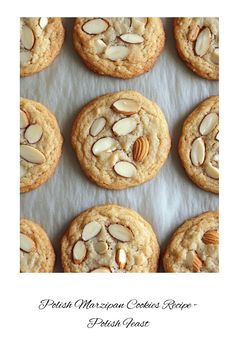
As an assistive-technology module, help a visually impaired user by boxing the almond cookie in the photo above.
[174,18,219,80]
[20,219,55,272]
[71,90,171,189]
[178,96,219,194]
[20,97,63,193]
[20,17,65,77]
[73,17,165,79]
[163,211,219,272]
[61,204,159,273]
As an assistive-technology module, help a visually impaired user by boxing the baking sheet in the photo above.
[20,18,219,272]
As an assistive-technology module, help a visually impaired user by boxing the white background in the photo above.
[1,0,236,353]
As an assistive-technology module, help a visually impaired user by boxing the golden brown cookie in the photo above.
[178,96,219,194]
[163,211,219,272]
[174,17,219,80]
[20,97,63,193]
[71,90,171,190]
[61,204,159,273]
[20,17,65,77]
[73,17,165,79]
[20,218,55,272]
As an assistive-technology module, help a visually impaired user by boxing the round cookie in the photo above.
[20,97,63,193]
[20,17,65,77]
[61,204,159,273]
[174,17,219,80]
[20,219,55,272]
[73,17,165,79]
[178,96,219,194]
[163,211,219,272]
[71,90,171,190]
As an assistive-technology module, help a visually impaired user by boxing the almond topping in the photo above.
[199,113,218,135]
[111,98,141,116]
[82,221,102,241]
[20,109,29,129]
[21,25,35,50]
[94,241,108,255]
[190,137,205,166]
[92,137,118,156]
[82,18,109,35]
[90,267,111,273]
[192,254,203,272]
[94,39,107,54]
[20,51,32,66]
[195,27,211,57]
[187,25,200,41]
[24,124,43,144]
[205,162,219,179]
[20,145,46,164]
[133,136,149,162]
[105,46,129,61]
[73,240,87,264]
[90,117,106,137]
[112,117,137,136]
[116,248,126,269]
[202,230,219,245]
[108,224,133,242]
[39,17,48,29]
[20,233,36,253]
[114,161,137,178]
[211,48,219,65]
[120,33,144,44]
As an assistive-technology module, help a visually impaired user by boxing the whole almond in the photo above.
[202,230,219,245]
[192,254,203,272]
[133,136,149,162]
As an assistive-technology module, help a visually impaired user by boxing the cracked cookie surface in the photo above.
[20,97,63,193]
[73,17,165,79]
[174,17,219,80]
[20,218,55,272]
[178,96,219,194]
[20,17,65,77]
[163,211,219,272]
[71,90,171,190]
[61,204,159,273]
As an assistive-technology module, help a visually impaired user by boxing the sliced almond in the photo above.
[112,117,137,136]
[20,233,35,253]
[195,27,211,57]
[131,18,146,34]
[211,48,219,65]
[20,51,32,66]
[190,137,205,166]
[105,45,129,61]
[82,18,109,35]
[90,117,106,137]
[213,153,219,162]
[116,248,126,269]
[199,112,218,135]
[120,33,144,44]
[73,240,87,264]
[202,230,219,245]
[20,145,46,164]
[94,241,108,255]
[186,251,202,272]
[133,136,149,162]
[215,131,219,141]
[90,267,111,273]
[20,164,26,178]
[187,25,200,41]
[82,221,102,241]
[114,161,137,178]
[39,17,48,29]
[111,98,141,116]
[132,17,147,25]
[94,39,107,54]
[205,162,219,179]
[24,124,43,144]
[92,137,118,156]
[20,109,29,129]
[21,25,35,50]
[108,224,133,242]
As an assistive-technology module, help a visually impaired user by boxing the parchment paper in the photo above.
[20,18,219,272]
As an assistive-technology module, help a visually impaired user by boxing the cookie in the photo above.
[163,211,219,272]
[73,17,165,79]
[178,96,219,194]
[20,17,65,77]
[71,90,171,190]
[61,204,159,273]
[174,17,219,80]
[20,218,55,272]
[20,97,63,193]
